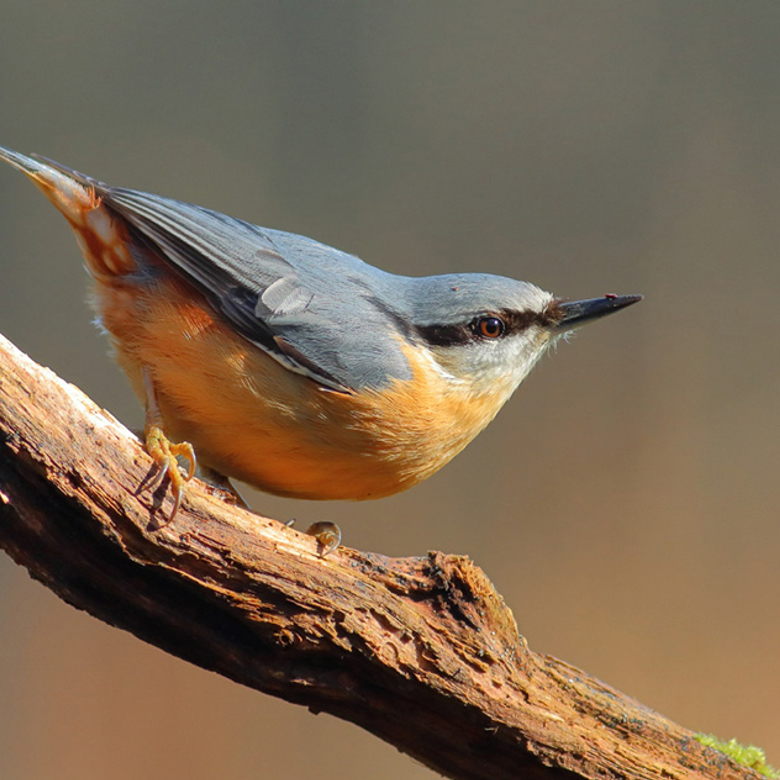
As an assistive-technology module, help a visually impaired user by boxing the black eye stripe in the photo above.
[414,305,558,348]
[414,322,473,347]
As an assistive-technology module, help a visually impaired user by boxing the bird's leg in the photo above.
[197,464,251,509]
[140,367,334,547]
[143,367,196,520]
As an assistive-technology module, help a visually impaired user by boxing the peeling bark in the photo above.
[0,332,760,780]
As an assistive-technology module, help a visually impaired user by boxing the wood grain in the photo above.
[0,332,759,780]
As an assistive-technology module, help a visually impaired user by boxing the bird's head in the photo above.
[408,274,641,401]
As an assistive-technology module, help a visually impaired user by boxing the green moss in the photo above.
[696,733,779,778]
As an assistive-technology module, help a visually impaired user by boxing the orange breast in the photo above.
[94,272,506,501]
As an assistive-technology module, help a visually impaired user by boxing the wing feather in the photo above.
[103,188,412,391]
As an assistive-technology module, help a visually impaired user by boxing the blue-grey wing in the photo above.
[103,188,412,391]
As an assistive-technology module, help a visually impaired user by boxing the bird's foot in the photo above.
[304,521,342,556]
[145,423,196,520]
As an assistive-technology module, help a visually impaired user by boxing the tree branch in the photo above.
[0,331,760,780]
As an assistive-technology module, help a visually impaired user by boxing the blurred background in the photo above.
[1,2,778,778]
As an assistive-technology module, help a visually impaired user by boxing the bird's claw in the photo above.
[145,423,196,520]
[305,521,342,556]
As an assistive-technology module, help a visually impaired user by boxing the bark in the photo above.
[0,332,759,780]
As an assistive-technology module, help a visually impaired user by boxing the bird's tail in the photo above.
[0,146,137,278]
[0,146,104,217]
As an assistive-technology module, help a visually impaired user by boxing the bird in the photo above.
[0,146,641,548]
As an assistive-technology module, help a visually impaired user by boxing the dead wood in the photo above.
[0,332,759,780]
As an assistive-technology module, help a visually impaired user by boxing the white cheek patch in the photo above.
[433,328,553,398]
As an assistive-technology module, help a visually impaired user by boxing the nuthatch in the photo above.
[0,146,641,533]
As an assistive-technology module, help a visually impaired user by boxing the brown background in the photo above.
[0,3,778,778]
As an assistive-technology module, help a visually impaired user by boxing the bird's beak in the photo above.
[554,294,643,331]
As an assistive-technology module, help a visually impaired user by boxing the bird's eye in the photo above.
[473,315,506,339]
